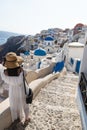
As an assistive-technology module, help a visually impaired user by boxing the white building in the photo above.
[66,42,84,73]
[43,36,54,53]
[43,36,59,53]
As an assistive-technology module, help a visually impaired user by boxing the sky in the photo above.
[0,0,87,35]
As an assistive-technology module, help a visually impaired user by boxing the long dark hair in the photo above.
[4,66,22,76]
[2,57,6,66]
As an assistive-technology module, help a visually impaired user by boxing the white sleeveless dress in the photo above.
[1,71,29,122]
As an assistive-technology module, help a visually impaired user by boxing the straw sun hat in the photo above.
[4,52,24,68]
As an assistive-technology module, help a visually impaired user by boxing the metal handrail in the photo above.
[81,72,87,87]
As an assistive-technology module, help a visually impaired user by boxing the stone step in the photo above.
[25,72,81,130]
[6,72,81,130]
[28,100,81,130]
[54,75,79,83]
[34,89,77,109]
[33,97,77,111]
[30,101,80,115]
[45,81,78,89]
[40,89,75,97]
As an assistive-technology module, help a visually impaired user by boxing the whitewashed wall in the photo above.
[68,47,84,59]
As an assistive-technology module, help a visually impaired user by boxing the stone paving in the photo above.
[6,72,82,130]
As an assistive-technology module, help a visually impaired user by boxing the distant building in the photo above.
[42,36,60,53]
[43,36,54,53]
[73,23,84,35]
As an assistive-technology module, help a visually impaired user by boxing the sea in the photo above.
[0,38,7,45]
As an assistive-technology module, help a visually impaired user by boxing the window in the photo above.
[48,42,50,45]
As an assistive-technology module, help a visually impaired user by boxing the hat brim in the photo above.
[17,56,24,65]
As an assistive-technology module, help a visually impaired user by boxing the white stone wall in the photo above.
[68,47,84,59]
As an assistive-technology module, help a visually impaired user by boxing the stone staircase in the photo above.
[7,72,82,130]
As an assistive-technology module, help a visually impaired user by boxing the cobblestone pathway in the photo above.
[6,72,82,130]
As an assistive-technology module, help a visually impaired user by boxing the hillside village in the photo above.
[15,23,87,52]
[0,23,87,62]
[16,23,87,50]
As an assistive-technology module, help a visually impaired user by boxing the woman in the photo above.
[1,52,30,125]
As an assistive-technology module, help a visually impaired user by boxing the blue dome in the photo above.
[24,51,30,55]
[45,36,54,41]
[34,48,47,56]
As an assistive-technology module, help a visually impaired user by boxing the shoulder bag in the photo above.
[23,71,33,104]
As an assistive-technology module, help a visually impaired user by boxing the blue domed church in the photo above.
[43,36,55,53]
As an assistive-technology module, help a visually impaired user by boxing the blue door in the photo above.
[75,60,81,73]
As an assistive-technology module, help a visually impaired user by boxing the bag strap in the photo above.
[23,71,27,95]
